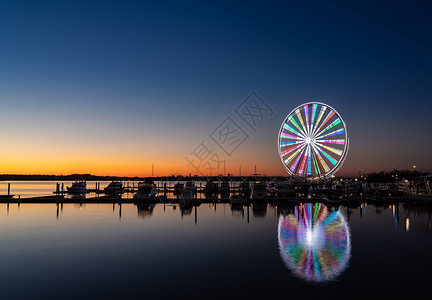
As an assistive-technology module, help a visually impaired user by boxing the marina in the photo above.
[0,175,431,205]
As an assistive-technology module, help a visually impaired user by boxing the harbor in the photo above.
[1,173,431,205]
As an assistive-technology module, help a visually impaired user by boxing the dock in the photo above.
[0,175,430,205]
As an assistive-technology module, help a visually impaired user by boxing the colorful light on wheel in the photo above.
[278,102,349,178]
[278,203,351,282]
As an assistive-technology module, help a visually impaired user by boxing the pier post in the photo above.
[8,183,10,196]
[247,204,249,224]
[56,183,59,196]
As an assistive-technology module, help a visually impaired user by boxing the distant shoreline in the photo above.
[0,170,429,182]
[0,174,153,181]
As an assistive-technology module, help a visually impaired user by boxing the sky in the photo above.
[0,0,431,177]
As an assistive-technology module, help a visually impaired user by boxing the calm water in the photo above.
[0,183,431,299]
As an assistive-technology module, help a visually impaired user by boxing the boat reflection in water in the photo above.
[278,203,351,282]
[136,203,155,218]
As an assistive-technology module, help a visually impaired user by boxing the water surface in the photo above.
[0,199,431,299]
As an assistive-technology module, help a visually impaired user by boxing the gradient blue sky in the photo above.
[0,0,431,176]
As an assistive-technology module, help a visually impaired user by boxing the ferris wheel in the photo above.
[278,102,349,178]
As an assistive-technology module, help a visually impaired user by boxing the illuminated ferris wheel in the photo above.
[278,102,349,178]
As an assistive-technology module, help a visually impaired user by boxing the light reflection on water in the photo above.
[278,203,351,282]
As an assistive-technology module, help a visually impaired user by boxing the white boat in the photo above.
[67,180,87,194]
[133,180,157,199]
[104,181,123,193]
[251,181,268,199]
[181,181,195,200]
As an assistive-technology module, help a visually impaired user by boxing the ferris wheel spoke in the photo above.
[311,150,320,176]
[310,104,318,135]
[283,144,306,165]
[295,109,308,136]
[281,143,304,157]
[290,146,307,173]
[321,145,343,156]
[314,141,343,157]
[313,110,335,136]
[280,140,304,147]
[312,144,330,173]
[306,145,312,175]
[304,105,310,135]
[287,115,306,137]
[297,147,308,175]
[280,132,304,140]
[313,143,338,166]
[283,123,305,138]
[315,128,345,139]
[315,118,341,138]
[313,106,326,134]
[316,139,345,145]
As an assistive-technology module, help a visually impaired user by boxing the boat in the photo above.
[204,180,218,197]
[104,181,123,194]
[269,182,296,198]
[219,181,230,197]
[238,181,251,197]
[181,181,196,201]
[251,181,268,199]
[173,182,184,196]
[133,179,158,199]
[67,180,87,194]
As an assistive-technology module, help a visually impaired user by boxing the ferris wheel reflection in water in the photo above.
[278,203,351,282]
